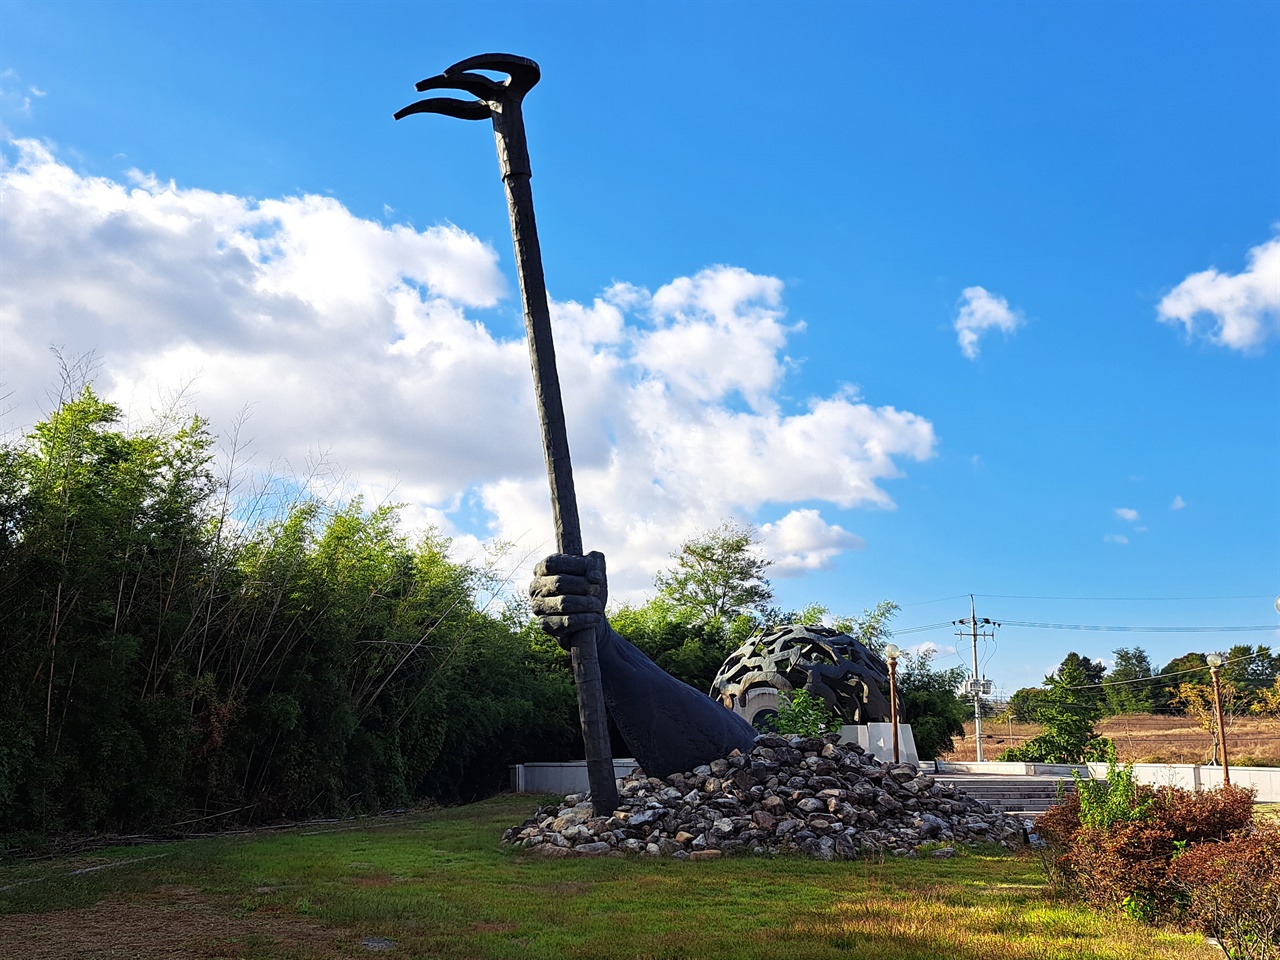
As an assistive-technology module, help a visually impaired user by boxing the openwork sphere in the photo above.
[709,623,892,728]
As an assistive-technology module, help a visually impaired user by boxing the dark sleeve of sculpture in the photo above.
[594,625,758,778]
[530,553,758,779]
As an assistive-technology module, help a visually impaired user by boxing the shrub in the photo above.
[768,689,838,737]
[1035,781,1257,920]
[1155,782,1256,844]
[1171,823,1280,959]
[1074,759,1155,830]
[1066,820,1177,914]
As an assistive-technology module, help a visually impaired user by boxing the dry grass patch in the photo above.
[943,713,1280,765]
[0,887,353,960]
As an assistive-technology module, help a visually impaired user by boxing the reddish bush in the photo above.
[1035,791,1081,847]
[1154,782,1256,843]
[1171,823,1280,959]
[1066,821,1178,912]
[1035,781,1258,921]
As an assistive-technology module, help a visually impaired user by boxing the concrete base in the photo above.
[840,723,918,767]
[510,724,921,795]
[510,758,641,795]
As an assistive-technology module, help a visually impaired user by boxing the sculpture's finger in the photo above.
[533,553,592,578]
[394,97,491,122]
[442,53,541,94]
[414,72,506,100]
[538,613,601,639]
[532,594,603,617]
[529,573,601,599]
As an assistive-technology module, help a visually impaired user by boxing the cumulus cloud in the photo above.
[759,509,866,578]
[1157,236,1280,351]
[1171,495,1187,510]
[1114,507,1140,522]
[954,286,1023,359]
[0,140,938,597]
[1104,534,1129,545]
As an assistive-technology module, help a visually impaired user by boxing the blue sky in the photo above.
[3,0,1277,695]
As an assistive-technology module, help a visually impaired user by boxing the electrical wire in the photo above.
[975,593,1275,602]
[892,621,954,635]
[898,594,973,608]
[997,620,1277,633]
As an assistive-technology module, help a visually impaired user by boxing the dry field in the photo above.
[940,713,1280,766]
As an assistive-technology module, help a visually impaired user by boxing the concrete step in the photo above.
[935,774,1079,818]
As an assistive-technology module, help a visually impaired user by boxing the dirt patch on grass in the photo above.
[469,921,517,933]
[350,875,394,888]
[0,887,354,959]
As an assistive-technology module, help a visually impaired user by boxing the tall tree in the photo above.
[653,521,773,625]
[1056,652,1106,711]
[0,384,585,838]
[998,654,1111,763]
[1102,646,1156,715]
[895,650,969,759]
[1156,652,1211,711]
[1221,644,1279,699]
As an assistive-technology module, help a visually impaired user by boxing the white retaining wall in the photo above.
[510,759,643,795]
[936,760,1280,802]
[511,724,919,796]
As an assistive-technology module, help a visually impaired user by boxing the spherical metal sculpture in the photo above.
[709,624,893,728]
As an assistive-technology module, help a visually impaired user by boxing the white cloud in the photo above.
[0,139,938,598]
[636,267,794,412]
[954,286,1024,359]
[1114,507,1140,522]
[1157,236,1280,351]
[908,641,957,660]
[1104,534,1129,545]
[759,509,866,578]
[1171,495,1187,510]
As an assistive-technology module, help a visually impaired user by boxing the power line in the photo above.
[898,594,973,608]
[998,620,1277,633]
[975,593,1275,602]
[892,621,954,635]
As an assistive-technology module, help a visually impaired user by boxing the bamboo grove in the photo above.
[0,386,584,841]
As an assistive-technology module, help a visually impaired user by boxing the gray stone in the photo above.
[503,736,1027,862]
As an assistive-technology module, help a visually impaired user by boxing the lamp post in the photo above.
[884,643,901,764]
[1205,653,1230,786]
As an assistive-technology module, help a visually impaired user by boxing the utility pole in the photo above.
[954,596,998,763]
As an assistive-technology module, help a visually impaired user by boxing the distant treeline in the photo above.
[1006,648,1280,722]
[0,387,587,842]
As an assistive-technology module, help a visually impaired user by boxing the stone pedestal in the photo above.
[839,723,918,766]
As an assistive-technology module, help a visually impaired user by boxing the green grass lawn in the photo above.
[0,794,1220,960]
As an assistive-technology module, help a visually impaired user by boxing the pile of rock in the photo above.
[502,732,1028,860]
